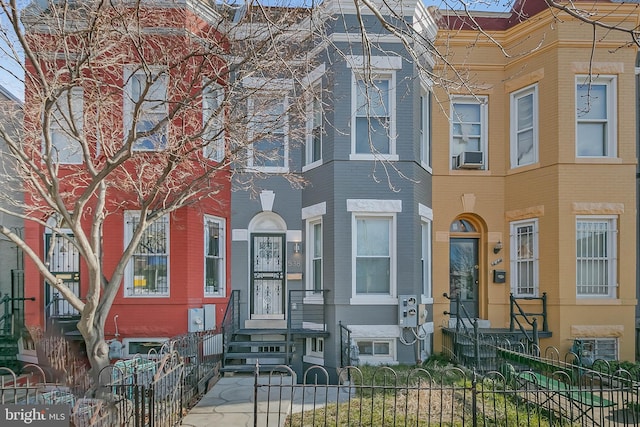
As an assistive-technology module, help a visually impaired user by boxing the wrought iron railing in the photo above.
[286,289,328,331]
[510,292,548,331]
[221,289,239,369]
[0,294,35,336]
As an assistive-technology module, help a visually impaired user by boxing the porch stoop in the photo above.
[221,328,293,374]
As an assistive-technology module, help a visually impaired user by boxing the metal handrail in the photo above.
[510,292,548,332]
[443,292,476,335]
[0,294,36,336]
[221,290,239,368]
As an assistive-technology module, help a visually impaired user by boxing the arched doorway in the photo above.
[248,212,287,320]
[449,217,482,319]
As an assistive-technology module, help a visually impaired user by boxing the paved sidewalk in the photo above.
[181,373,353,427]
[181,375,288,427]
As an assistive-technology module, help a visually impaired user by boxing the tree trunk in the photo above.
[79,323,111,391]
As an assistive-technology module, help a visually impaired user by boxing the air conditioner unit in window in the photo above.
[456,151,484,169]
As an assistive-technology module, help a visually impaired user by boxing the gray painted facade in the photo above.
[230,0,434,376]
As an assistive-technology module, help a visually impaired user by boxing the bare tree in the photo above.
[0,0,635,383]
[0,0,315,381]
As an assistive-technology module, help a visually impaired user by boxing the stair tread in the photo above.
[229,341,292,347]
[225,351,289,358]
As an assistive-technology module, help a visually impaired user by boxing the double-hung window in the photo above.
[203,81,224,162]
[576,217,617,298]
[354,216,393,296]
[248,94,288,172]
[419,93,431,169]
[420,204,433,301]
[353,76,394,157]
[204,215,225,296]
[124,68,168,151]
[124,213,170,297]
[305,88,322,167]
[576,76,616,157]
[510,85,538,167]
[49,87,83,164]
[510,219,538,297]
[450,96,488,169]
[309,219,322,293]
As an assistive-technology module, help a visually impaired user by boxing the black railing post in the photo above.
[253,361,259,427]
[509,293,515,332]
[473,319,479,368]
[541,292,548,332]
[471,369,478,427]
[532,318,539,349]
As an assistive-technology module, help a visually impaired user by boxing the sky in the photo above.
[0,0,513,100]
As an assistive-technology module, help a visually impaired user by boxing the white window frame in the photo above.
[419,204,433,303]
[48,87,84,165]
[510,219,539,297]
[204,215,225,297]
[124,67,169,151]
[247,93,289,173]
[304,83,323,170]
[203,80,224,162]
[510,84,538,168]
[350,72,398,161]
[124,212,170,297]
[576,216,617,299]
[351,213,397,304]
[306,218,323,293]
[355,338,395,365]
[575,75,617,158]
[450,96,488,170]
[419,92,431,170]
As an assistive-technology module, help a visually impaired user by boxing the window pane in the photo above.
[313,223,322,257]
[253,138,285,167]
[203,83,224,161]
[577,84,607,119]
[356,258,390,293]
[453,103,480,123]
[517,94,533,129]
[357,219,389,256]
[313,259,322,291]
[517,129,534,164]
[374,342,390,355]
[358,341,373,355]
[356,79,389,117]
[577,123,607,156]
[355,117,389,154]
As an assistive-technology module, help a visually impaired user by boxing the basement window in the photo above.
[575,338,618,361]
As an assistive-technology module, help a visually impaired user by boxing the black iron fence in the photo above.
[254,362,640,426]
[1,329,223,426]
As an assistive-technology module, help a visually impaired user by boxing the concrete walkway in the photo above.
[181,374,353,427]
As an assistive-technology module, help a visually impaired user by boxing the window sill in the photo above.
[576,298,620,304]
[449,169,491,176]
[245,166,290,174]
[350,295,397,305]
[303,355,324,365]
[420,162,432,173]
[302,160,322,172]
[574,157,622,164]
[508,162,540,174]
[420,296,433,304]
[303,295,324,304]
[349,154,399,162]
[125,291,170,298]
